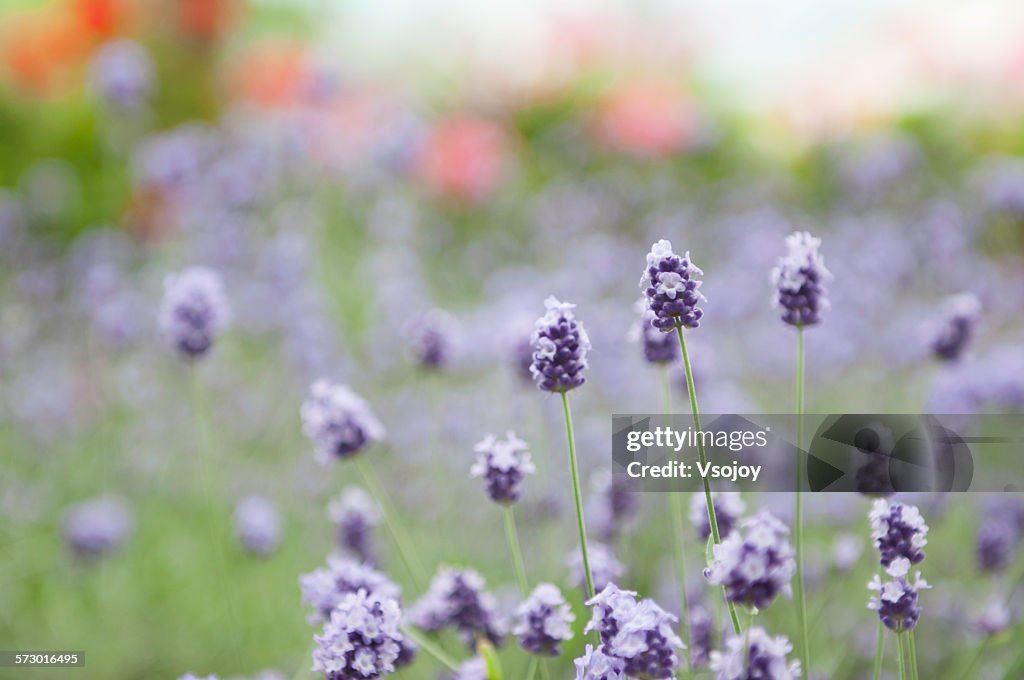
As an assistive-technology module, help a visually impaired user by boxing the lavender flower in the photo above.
[640,239,705,332]
[575,644,627,680]
[448,657,487,680]
[589,469,639,542]
[63,496,134,559]
[408,568,503,648]
[404,309,453,369]
[833,534,864,573]
[629,300,678,364]
[689,492,745,541]
[568,541,624,594]
[158,267,230,360]
[470,431,536,504]
[931,293,980,362]
[178,674,218,680]
[771,231,830,327]
[974,600,1013,636]
[867,557,931,632]
[584,583,684,679]
[688,605,713,668]
[870,499,928,568]
[301,380,385,463]
[709,627,801,679]
[234,496,281,557]
[300,555,402,623]
[704,510,796,610]
[976,518,1017,573]
[89,39,155,110]
[513,583,575,656]
[311,589,405,679]
[530,296,590,393]
[328,487,381,564]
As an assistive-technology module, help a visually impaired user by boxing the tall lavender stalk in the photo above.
[529,297,594,599]
[772,230,831,675]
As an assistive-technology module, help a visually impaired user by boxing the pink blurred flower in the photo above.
[593,82,695,158]
[417,115,511,203]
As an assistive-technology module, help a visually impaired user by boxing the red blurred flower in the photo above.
[417,116,511,204]
[593,81,695,158]
[175,0,239,40]
[72,0,131,39]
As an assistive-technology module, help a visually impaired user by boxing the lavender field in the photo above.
[2,1,1024,679]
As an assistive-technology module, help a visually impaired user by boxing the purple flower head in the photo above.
[629,299,678,364]
[311,589,405,679]
[89,39,155,110]
[575,644,627,680]
[930,293,980,362]
[583,584,684,679]
[408,568,504,649]
[470,431,536,504]
[530,296,591,393]
[771,231,830,327]
[974,600,1013,636]
[640,239,705,332]
[688,605,713,668]
[404,309,454,369]
[448,657,487,680]
[709,626,801,679]
[63,495,134,559]
[589,469,639,542]
[704,510,796,610]
[301,381,385,463]
[158,267,230,360]
[870,499,928,568]
[833,534,864,573]
[867,557,931,632]
[300,555,402,623]
[513,583,575,656]
[976,518,1016,573]
[178,674,218,680]
[568,541,624,594]
[234,495,282,557]
[328,487,381,564]
[689,492,745,541]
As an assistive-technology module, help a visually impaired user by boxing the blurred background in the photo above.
[3,0,1024,678]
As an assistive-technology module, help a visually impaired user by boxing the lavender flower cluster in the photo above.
[301,381,386,463]
[530,297,591,393]
[704,510,796,610]
[869,499,928,567]
[328,487,381,564]
[867,500,931,632]
[408,568,504,648]
[470,431,536,504]
[158,267,231,360]
[300,555,401,623]
[640,239,705,332]
[513,583,575,656]
[709,626,801,679]
[771,231,830,327]
[311,589,406,679]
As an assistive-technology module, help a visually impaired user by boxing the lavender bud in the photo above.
[870,499,928,568]
[771,231,830,327]
[311,589,405,679]
[974,600,1013,636]
[833,534,864,573]
[530,296,590,393]
[568,541,624,595]
[688,492,745,541]
[448,657,488,680]
[158,267,230,360]
[301,380,385,463]
[470,431,536,504]
[584,583,684,679]
[688,605,713,668]
[931,293,980,362]
[976,519,1016,573]
[709,626,801,679]
[640,239,705,332]
[63,495,134,559]
[328,487,381,564]
[513,583,575,656]
[300,555,402,623]
[404,309,454,369]
[89,39,155,110]
[704,510,796,610]
[867,557,931,632]
[408,568,504,649]
[629,299,678,364]
[575,644,627,679]
[234,495,282,557]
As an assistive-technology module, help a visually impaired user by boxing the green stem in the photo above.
[402,625,461,672]
[872,619,885,680]
[560,391,594,601]
[539,660,551,680]
[907,629,920,680]
[355,456,424,590]
[793,327,811,676]
[675,326,742,636]
[525,657,539,680]
[896,633,907,680]
[503,506,530,596]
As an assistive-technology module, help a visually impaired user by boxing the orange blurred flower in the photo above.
[72,0,132,39]
[417,115,511,204]
[1,10,90,96]
[175,0,240,40]
[593,81,695,158]
[226,42,308,108]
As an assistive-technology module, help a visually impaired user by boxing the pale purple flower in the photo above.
[833,534,864,573]
[931,293,980,362]
[640,239,705,332]
[234,495,281,557]
[704,510,795,610]
[513,583,575,656]
[575,644,627,680]
[688,605,713,668]
[976,518,1017,573]
[974,599,1013,636]
[158,267,230,360]
[584,583,684,679]
[404,309,454,369]
[63,495,134,559]
[328,487,381,564]
[629,299,678,364]
[709,627,801,679]
[870,499,928,567]
[530,296,590,393]
[589,469,639,542]
[300,555,401,623]
[448,657,487,680]
[568,541,624,594]
[867,557,931,632]
[301,380,385,463]
[408,568,503,648]
[311,589,405,679]
[771,231,830,327]
[470,431,536,504]
[89,39,154,110]
[689,492,745,541]
[178,674,217,680]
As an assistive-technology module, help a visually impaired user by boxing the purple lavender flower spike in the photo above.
[471,431,536,504]
[976,518,1016,573]
[931,293,980,362]
[575,644,627,679]
[530,296,591,393]
[974,600,1013,636]
[89,39,155,110]
[178,674,218,680]
[158,267,230,360]
[234,495,282,557]
[867,557,931,632]
[301,380,385,463]
[513,583,575,656]
[629,299,678,364]
[404,309,454,369]
[568,541,624,594]
[311,589,405,679]
[329,487,381,564]
[869,499,928,568]
[689,492,745,541]
[709,626,801,679]
[300,555,402,623]
[688,605,713,668]
[589,469,639,542]
[704,510,796,610]
[771,231,830,327]
[63,495,134,559]
[640,239,706,332]
[583,583,684,679]
[448,657,488,680]
[408,568,504,649]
